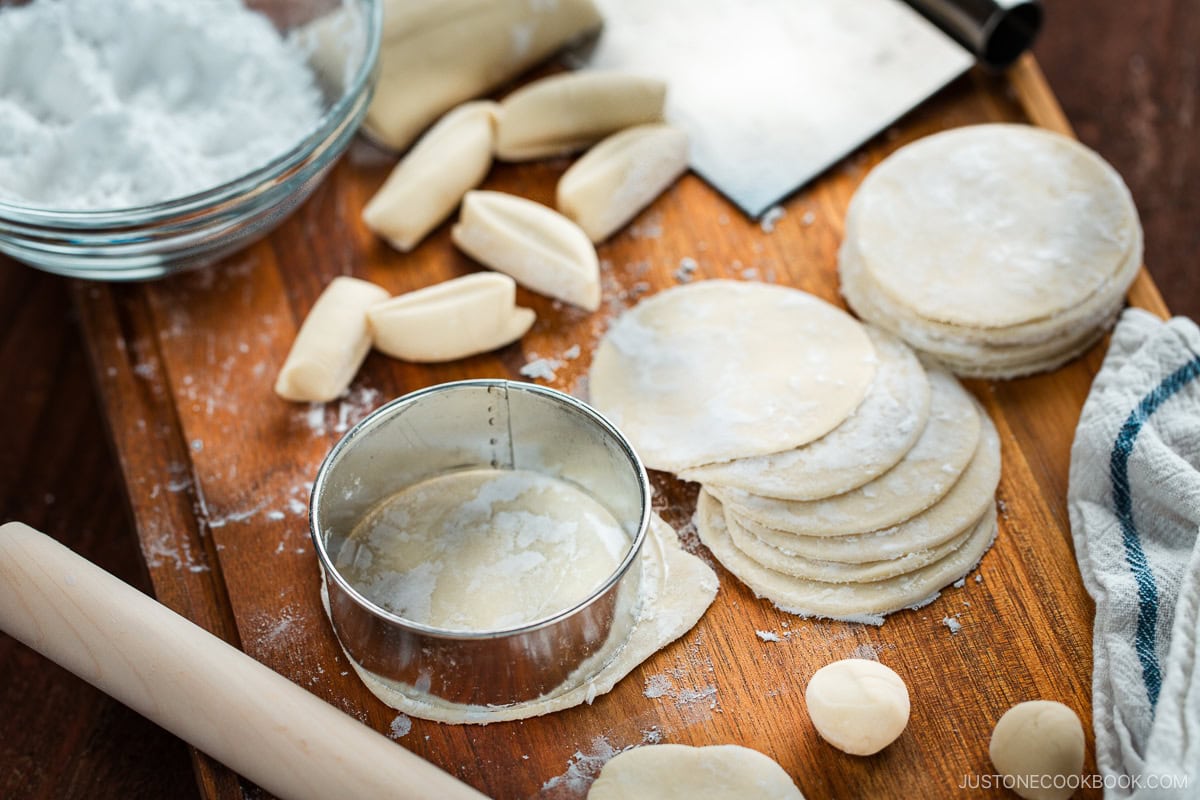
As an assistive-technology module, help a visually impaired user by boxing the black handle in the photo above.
[905,0,1043,69]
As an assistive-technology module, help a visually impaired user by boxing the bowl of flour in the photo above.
[0,0,381,279]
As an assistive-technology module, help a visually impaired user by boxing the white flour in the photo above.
[0,0,323,210]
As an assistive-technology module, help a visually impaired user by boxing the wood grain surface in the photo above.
[1,9,1196,796]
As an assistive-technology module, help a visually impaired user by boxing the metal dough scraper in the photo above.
[575,0,1041,217]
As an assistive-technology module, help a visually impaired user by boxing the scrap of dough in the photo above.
[989,701,1085,800]
[362,101,497,252]
[332,514,718,722]
[735,413,1000,563]
[588,281,877,472]
[494,72,667,161]
[364,0,603,150]
[274,276,390,403]
[557,123,689,242]
[368,273,534,363]
[681,327,930,500]
[695,490,997,623]
[588,744,805,799]
[452,191,600,311]
[712,370,980,536]
[847,124,1141,329]
[805,659,910,756]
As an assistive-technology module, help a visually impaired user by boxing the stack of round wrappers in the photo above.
[588,280,1000,624]
[839,124,1143,380]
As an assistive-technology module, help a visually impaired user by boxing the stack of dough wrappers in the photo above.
[588,280,1000,624]
[839,124,1143,380]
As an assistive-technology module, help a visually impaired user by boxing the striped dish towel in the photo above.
[1069,308,1200,798]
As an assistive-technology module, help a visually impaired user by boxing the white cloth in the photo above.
[1069,308,1200,798]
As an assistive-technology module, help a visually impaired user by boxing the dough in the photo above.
[989,701,1085,800]
[681,327,930,500]
[274,276,390,403]
[695,490,997,623]
[494,72,667,161]
[805,659,909,755]
[332,514,718,722]
[588,744,805,799]
[367,273,534,363]
[712,370,979,536]
[557,123,689,243]
[588,281,877,472]
[847,124,1141,329]
[452,191,600,310]
[363,0,603,150]
[734,412,1000,563]
[362,101,497,252]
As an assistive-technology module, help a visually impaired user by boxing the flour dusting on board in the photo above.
[539,728,668,798]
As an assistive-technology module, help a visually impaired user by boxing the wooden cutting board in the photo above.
[71,56,1167,799]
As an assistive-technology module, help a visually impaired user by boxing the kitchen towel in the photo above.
[1068,308,1200,798]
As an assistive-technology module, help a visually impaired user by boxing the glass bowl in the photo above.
[0,0,381,281]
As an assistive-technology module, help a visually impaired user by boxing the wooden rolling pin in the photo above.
[0,522,486,800]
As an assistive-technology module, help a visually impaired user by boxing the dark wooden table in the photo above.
[2,2,1197,797]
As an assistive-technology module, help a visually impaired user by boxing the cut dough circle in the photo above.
[588,280,877,472]
[494,71,667,161]
[557,123,689,243]
[848,124,1141,329]
[805,659,910,755]
[989,701,1085,800]
[452,191,600,311]
[332,514,718,723]
[712,369,980,537]
[681,327,930,500]
[588,744,805,799]
[695,490,997,623]
[367,272,534,363]
[362,101,497,253]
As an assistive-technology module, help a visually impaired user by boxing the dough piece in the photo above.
[494,72,667,161]
[362,101,497,252]
[367,273,534,363]
[989,701,1085,800]
[848,124,1141,329]
[681,327,930,500]
[588,281,877,472]
[364,0,603,150]
[588,744,805,800]
[557,123,689,242]
[695,490,997,623]
[712,370,980,536]
[274,276,390,403]
[452,191,600,311]
[805,659,910,755]
[333,514,718,722]
[735,412,1000,563]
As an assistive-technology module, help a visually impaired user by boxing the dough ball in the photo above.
[587,744,805,799]
[989,701,1085,800]
[804,659,910,755]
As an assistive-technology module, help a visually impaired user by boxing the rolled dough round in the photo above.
[680,327,930,500]
[713,369,980,537]
[805,659,910,755]
[587,744,805,800]
[588,280,877,472]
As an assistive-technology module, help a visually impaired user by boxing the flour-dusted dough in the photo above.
[362,101,497,252]
[696,491,997,623]
[588,281,877,472]
[364,0,603,150]
[734,413,1000,563]
[557,123,689,243]
[713,369,979,536]
[494,72,667,161]
[805,659,910,756]
[332,514,718,722]
[989,701,1085,800]
[681,327,930,500]
[274,276,390,403]
[587,744,805,800]
[452,191,601,311]
[367,273,534,363]
[848,124,1141,329]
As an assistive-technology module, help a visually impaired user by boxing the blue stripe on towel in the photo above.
[1109,355,1200,709]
